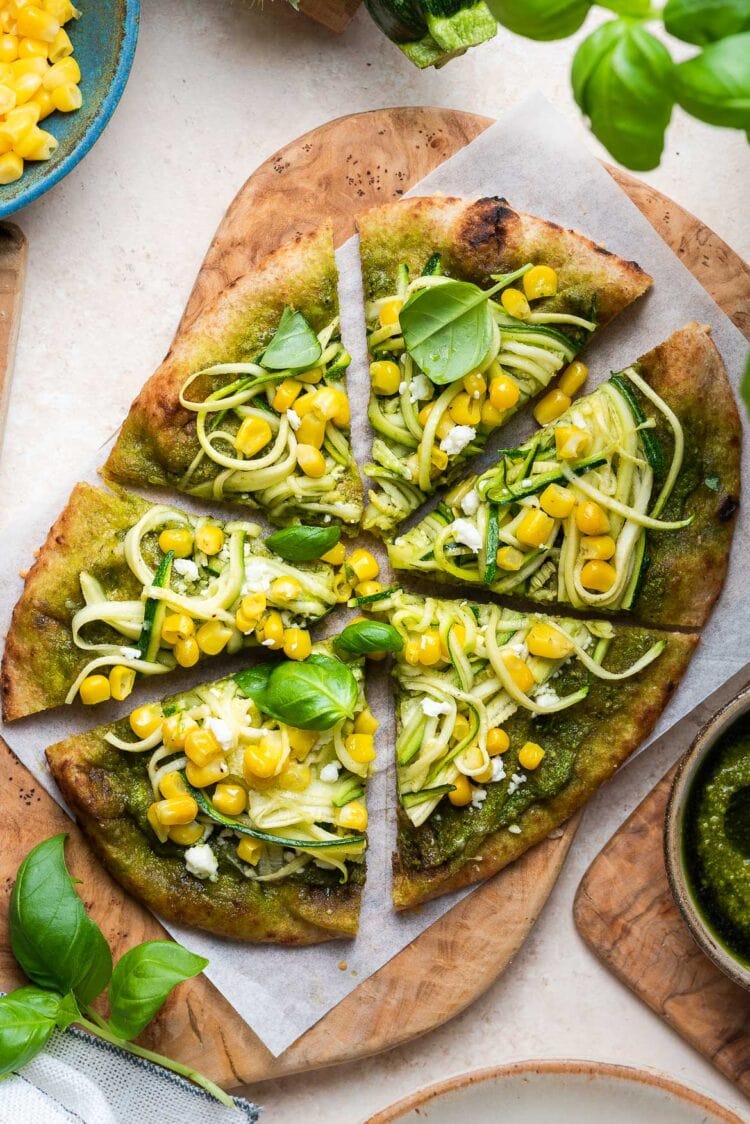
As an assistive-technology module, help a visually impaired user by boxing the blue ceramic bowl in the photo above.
[0,0,139,218]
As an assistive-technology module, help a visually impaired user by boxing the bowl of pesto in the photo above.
[665,687,750,989]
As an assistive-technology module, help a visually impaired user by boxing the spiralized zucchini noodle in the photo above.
[389,368,690,613]
[176,316,361,526]
[67,504,338,704]
[363,256,596,535]
[104,665,372,884]
[372,590,665,827]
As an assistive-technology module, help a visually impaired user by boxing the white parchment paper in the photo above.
[0,94,747,1057]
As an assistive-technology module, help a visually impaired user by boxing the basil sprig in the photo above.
[262,306,322,371]
[664,0,750,45]
[673,31,750,128]
[334,620,404,657]
[235,653,359,730]
[487,0,591,40]
[0,836,232,1107]
[265,524,341,562]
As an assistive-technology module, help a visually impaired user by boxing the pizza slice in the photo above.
[388,323,740,629]
[357,196,652,537]
[46,643,375,943]
[104,223,362,530]
[2,483,350,721]
[366,589,697,909]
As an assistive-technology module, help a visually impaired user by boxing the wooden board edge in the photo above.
[0,222,27,449]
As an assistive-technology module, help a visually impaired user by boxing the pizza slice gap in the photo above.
[388,322,740,630]
[357,196,652,538]
[366,589,697,909]
[2,482,352,721]
[45,641,375,944]
[104,223,363,531]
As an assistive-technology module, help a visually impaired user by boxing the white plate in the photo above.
[366,1060,744,1123]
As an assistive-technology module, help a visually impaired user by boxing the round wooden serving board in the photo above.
[1,108,748,1091]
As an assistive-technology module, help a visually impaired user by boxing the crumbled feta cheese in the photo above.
[173,558,200,582]
[184,844,218,881]
[534,684,560,707]
[320,762,340,783]
[507,824,522,835]
[440,425,476,456]
[422,697,452,718]
[204,716,234,750]
[120,646,141,660]
[461,489,480,517]
[242,557,276,594]
[507,771,528,796]
[470,787,487,809]
[506,641,529,660]
[286,408,301,431]
[409,373,432,401]
[262,638,276,647]
[451,518,483,554]
[490,757,506,783]
[398,380,408,395]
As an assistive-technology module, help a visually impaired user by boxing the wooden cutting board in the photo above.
[574,765,750,1099]
[1,107,748,1092]
[0,223,26,449]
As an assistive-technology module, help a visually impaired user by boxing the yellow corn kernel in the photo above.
[13,122,55,160]
[283,627,311,661]
[16,5,60,42]
[489,372,521,411]
[0,104,37,149]
[518,741,546,770]
[161,713,197,752]
[523,265,558,300]
[184,727,221,768]
[452,713,471,742]
[296,443,326,479]
[526,622,573,659]
[312,385,349,427]
[195,620,232,656]
[12,57,47,78]
[448,391,481,427]
[296,365,324,384]
[480,400,502,428]
[580,534,616,561]
[79,674,110,705]
[154,795,198,826]
[345,733,376,764]
[174,637,199,668]
[516,508,555,549]
[449,774,473,807]
[296,411,325,449]
[278,761,311,792]
[474,760,496,784]
[496,545,526,572]
[429,447,449,475]
[18,36,47,56]
[159,771,188,799]
[404,638,420,666]
[334,571,353,603]
[12,71,42,105]
[0,34,17,61]
[354,708,379,735]
[47,25,72,63]
[501,288,531,320]
[168,822,204,846]
[212,782,247,817]
[293,391,317,417]
[235,416,272,457]
[370,359,401,395]
[533,388,571,427]
[320,541,346,566]
[558,359,588,397]
[258,610,285,649]
[338,800,368,831]
[487,727,510,756]
[539,483,575,520]
[161,612,194,646]
[462,370,486,399]
[129,703,162,739]
[417,402,454,441]
[236,836,263,865]
[272,378,302,412]
[502,651,536,694]
[235,593,266,634]
[347,548,379,583]
[287,727,318,758]
[41,53,78,88]
[30,86,52,118]
[554,425,591,461]
[244,734,286,780]
[44,0,81,21]
[355,579,381,599]
[575,500,609,536]
[417,630,442,667]
[270,576,301,604]
[109,664,135,702]
[194,523,224,556]
[580,560,617,592]
[147,804,168,844]
[158,527,193,558]
[0,82,14,112]
[185,756,228,788]
[379,298,402,327]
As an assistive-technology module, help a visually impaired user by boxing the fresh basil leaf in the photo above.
[599,0,653,14]
[233,664,273,709]
[265,525,341,562]
[107,942,207,1041]
[399,279,498,385]
[572,20,675,170]
[488,0,591,40]
[664,0,750,44]
[334,620,404,657]
[262,307,322,371]
[9,835,113,1005]
[673,32,750,128]
[262,655,359,730]
[0,987,64,1078]
[741,349,750,418]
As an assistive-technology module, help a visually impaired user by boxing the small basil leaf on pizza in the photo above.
[262,306,322,371]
